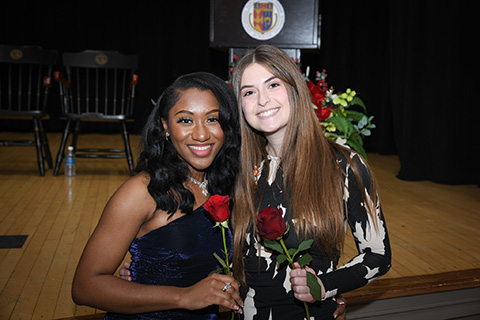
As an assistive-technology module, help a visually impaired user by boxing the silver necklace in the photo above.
[188,176,209,196]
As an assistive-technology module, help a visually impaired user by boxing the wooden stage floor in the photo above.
[0,132,479,319]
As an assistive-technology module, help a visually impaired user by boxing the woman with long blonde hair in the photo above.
[231,45,391,319]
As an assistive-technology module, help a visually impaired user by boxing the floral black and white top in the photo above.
[242,152,391,320]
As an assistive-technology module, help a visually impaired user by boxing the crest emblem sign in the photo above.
[241,0,285,40]
[254,3,273,32]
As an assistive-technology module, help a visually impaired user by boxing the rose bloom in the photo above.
[204,195,230,222]
[257,206,287,240]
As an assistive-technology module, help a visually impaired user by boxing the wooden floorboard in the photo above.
[1,132,479,319]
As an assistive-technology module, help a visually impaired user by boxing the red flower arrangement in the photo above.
[257,206,323,319]
[306,69,375,160]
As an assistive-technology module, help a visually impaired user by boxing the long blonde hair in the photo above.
[231,45,378,286]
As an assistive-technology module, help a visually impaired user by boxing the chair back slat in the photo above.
[100,68,104,115]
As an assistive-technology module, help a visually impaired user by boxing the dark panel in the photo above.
[0,235,28,249]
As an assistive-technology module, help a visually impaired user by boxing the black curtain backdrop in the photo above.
[1,1,477,185]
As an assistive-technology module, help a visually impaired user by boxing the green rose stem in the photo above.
[203,195,235,319]
[279,238,310,320]
[221,226,231,276]
[220,224,233,320]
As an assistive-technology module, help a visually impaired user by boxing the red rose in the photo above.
[203,195,230,223]
[257,206,287,240]
[315,106,332,121]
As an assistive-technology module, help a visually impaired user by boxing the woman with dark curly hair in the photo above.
[72,72,243,319]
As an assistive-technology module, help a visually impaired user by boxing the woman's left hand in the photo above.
[289,262,325,303]
[119,261,132,281]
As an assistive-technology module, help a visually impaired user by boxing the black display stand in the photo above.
[210,0,321,65]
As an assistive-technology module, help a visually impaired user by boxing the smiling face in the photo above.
[162,88,225,177]
[239,63,291,150]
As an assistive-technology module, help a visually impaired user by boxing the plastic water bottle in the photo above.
[65,146,76,177]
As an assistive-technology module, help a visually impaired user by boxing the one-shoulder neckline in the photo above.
[135,199,209,241]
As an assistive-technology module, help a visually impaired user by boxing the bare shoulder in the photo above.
[117,171,151,193]
[115,171,151,198]
[104,171,156,220]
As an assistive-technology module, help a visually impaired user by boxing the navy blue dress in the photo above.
[104,201,232,319]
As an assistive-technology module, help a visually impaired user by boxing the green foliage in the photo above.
[322,92,375,160]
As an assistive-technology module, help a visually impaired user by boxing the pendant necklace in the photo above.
[188,176,209,196]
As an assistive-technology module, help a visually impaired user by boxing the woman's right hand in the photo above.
[118,262,243,313]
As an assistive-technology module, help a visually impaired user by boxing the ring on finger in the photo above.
[222,282,232,292]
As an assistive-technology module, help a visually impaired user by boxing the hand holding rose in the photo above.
[257,206,324,319]
[290,262,326,303]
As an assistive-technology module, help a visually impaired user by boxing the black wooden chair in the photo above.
[53,50,139,176]
[0,44,57,176]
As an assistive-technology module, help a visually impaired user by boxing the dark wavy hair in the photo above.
[135,72,240,216]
